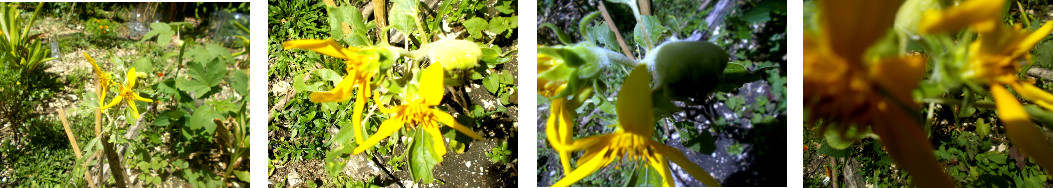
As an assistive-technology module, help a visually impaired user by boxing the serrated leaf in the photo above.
[188,105,218,135]
[232,70,248,97]
[389,0,419,36]
[633,15,667,50]
[409,127,442,184]
[140,22,173,46]
[186,43,232,64]
[182,59,228,98]
[328,6,371,46]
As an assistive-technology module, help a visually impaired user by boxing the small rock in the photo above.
[466,161,471,168]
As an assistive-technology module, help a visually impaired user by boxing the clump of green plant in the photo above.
[274,0,517,185]
[0,2,57,142]
[538,0,785,186]
[486,141,511,163]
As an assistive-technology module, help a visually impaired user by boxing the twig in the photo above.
[370,153,405,188]
[597,2,636,60]
[58,109,97,188]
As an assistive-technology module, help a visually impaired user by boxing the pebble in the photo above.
[466,161,471,168]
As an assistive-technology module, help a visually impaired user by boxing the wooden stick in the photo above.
[598,2,636,60]
[58,109,97,188]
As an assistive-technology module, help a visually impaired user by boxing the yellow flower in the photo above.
[84,53,111,106]
[551,64,719,187]
[102,67,153,120]
[922,0,1053,174]
[283,39,380,145]
[538,51,583,175]
[537,53,568,97]
[918,0,1003,34]
[804,0,952,187]
[352,64,482,156]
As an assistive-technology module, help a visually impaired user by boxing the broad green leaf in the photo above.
[327,6,371,46]
[389,0,419,36]
[464,17,488,39]
[409,128,442,184]
[632,15,667,50]
[176,78,212,99]
[133,57,154,73]
[188,58,228,87]
[140,22,173,46]
[626,163,664,187]
[234,170,250,182]
[232,70,248,97]
[975,118,990,139]
[483,76,499,94]
[188,105,219,134]
[186,43,232,64]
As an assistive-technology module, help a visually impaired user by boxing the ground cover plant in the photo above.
[267,0,519,187]
[537,0,787,186]
[803,0,1053,187]
[0,2,250,187]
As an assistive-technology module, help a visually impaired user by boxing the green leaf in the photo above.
[633,15,667,50]
[328,6,371,46]
[409,128,442,184]
[389,0,420,36]
[180,58,228,99]
[140,22,173,46]
[186,43,232,64]
[975,118,990,139]
[483,76,499,94]
[626,162,664,187]
[682,129,717,155]
[464,17,488,39]
[234,170,250,182]
[188,105,219,134]
[232,70,248,97]
[133,57,154,73]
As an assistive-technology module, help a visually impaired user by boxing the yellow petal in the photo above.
[373,94,396,114]
[1015,21,1053,56]
[353,117,406,154]
[351,83,368,144]
[820,0,903,61]
[551,133,617,152]
[871,98,952,187]
[102,95,124,111]
[126,67,137,88]
[870,55,926,107]
[1011,82,1053,111]
[424,125,447,157]
[918,0,1004,34]
[617,64,654,137]
[552,147,616,187]
[419,63,445,106]
[282,39,351,60]
[131,93,153,103]
[309,72,358,102]
[647,152,675,187]
[653,142,721,186]
[993,84,1053,176]
[433,111,482,140]
[128,98,140,120]
[546,99,575,175]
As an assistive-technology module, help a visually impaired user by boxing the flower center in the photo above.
[605,132,656,162]
[399,101,436,128]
